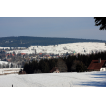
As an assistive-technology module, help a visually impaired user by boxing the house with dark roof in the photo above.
[87,58,106,71]
[50,67,60,73]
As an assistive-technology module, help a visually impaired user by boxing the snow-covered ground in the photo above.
[0,61,8,65]
[0,71,106,87]
[0,47,26,50]
[28,42,106,55]
[0,68,22,74]
[0,47,10,49]
[6,49,35,55]
[6,42,106,55]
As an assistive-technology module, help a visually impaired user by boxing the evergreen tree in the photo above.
[49,59,57,70]
[94,17,106,30]
[43,62,50,73]
[76,62,87,72]
[38,59,46,72]
[65,55,76,72]
[71,60,87,72]
[24,63,30,74]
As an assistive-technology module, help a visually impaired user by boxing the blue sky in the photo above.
[0,17,105,40]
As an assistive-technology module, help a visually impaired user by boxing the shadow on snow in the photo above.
[80,81,106,87]
[79,71,106,87]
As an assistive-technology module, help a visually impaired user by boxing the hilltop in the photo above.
[0,36,106,47]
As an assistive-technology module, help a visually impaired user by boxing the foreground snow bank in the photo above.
[0,71,106,87]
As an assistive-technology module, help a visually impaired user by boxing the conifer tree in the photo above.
[76,62,87,72]
[24,63,29,73]
[43,62,50,73]
[94,17,106,30]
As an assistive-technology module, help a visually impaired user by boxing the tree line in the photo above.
[0,36,105,47]
[22,51,106,74]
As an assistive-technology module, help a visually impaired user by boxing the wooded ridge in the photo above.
[0,36,105,47]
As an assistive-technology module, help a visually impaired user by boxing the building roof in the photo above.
[39,53,42,55]
[87,60,106,70]
[12,54,15,56]
[50,67,59,73]
[21,53,26,55]
[53,70,60,73]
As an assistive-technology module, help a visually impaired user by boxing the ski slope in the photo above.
[0,71,106,87]
[6,42,106,55]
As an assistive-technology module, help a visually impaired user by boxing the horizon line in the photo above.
[0,35,106,41]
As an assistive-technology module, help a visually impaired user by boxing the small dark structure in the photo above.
[50,67,60,73]
[12,84,13,87]
[19,70,26,74]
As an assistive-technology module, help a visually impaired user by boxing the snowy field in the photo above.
[0,68,22,75]
[6,42,106,55]
[0,71,106,87]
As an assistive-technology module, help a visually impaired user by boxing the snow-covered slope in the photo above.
[0,68,22,74]
[0,61,9,65]
[0,71,106,87]
[6,49,35,55]
[6,42,106,55]
[28,42,106,55]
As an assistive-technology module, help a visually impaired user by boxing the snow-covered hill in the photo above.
[6,42,106,55]
[0,71,106,87]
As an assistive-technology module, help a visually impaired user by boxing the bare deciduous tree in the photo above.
[57,58,67,72]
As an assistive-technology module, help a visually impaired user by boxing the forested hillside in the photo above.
[22,51,106,74]
[0,36,105,47]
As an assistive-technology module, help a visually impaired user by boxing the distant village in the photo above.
[0,47,77,68]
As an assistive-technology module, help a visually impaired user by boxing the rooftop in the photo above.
[88,60,106,70]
